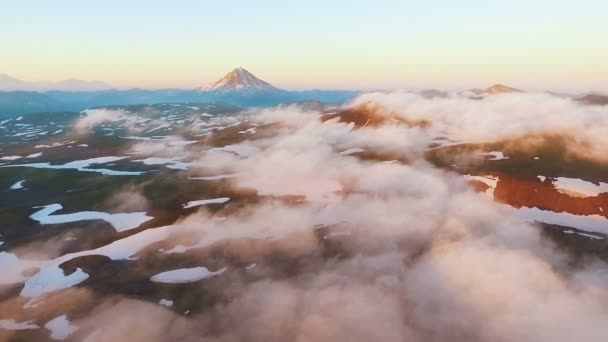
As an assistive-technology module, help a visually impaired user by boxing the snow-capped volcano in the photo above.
[479,84,522,94]
[202,67,281,92]
[466,84,522,97]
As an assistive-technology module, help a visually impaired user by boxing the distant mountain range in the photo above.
[0,68,360,116]
[0,69,606,117]
[0,73,113,91]
[0,91,64,116]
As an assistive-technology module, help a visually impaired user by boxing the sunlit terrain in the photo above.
[1,75,608,340]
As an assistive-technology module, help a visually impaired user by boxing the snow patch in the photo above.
[0,319,39,331]
[340,147,366,155]
[190,174,238,181]
[1,155,21,161]
[515,207,608,235]
[159,299,174,307]
[21,225,175,297]
[151,267,226,283]
[146,124,171,133]
[183,197,230,209]
[552,177,608,198]
[29,204,153,232]
[9,180,25,190]
[22,267,89,297]
[2,156,144,176]
[209,143,259,157]
[135,157,191,170]
[479,151,509,160]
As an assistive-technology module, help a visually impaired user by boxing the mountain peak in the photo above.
[469,84,522,96]
[484,84,522,94]
[202,67,280,92]
[0,73,19,81]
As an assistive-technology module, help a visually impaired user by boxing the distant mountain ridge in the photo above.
[0,67,359,117]
[0,73,113,91]
[0,91,65,117]
[7,69,606,118]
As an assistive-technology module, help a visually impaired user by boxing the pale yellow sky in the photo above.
[1,1,607,92]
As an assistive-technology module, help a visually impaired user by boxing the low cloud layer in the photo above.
[4,92,608,341]
[74,109,127,132]
[349,91,608,160]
